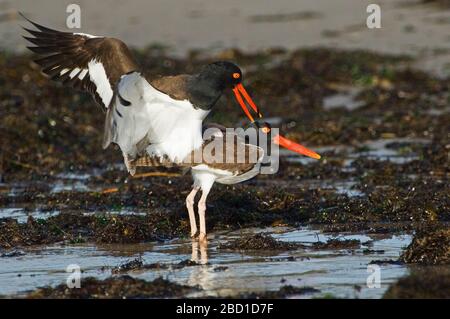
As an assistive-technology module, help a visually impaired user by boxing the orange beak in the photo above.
[273,134,321,160]
[233,83,321,160]
[232,83,263,123]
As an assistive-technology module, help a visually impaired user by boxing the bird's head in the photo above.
[200,61,261,121]
[200,61,321,160]
[201,61,243,88]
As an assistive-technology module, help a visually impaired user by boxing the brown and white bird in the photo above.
[22,16,321,241]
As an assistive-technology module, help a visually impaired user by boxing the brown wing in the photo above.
[132,122,262,175]
[22,15,139,109]
[149,74,191,101]
[192,131,263,175]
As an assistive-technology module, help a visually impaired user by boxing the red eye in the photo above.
[262,126,271,134]
[232,72,240,79]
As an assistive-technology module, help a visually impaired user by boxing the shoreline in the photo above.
[1,0,450,76]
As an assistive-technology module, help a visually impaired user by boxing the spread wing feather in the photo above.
[22,14,139,109]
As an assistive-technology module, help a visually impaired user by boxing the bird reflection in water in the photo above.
[188,240,219,292]
[191,240,208,265]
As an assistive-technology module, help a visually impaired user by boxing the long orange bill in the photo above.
[273,134,321,159]
[235,84,263,117]
[232,83,263,123]
[233,83,321,160]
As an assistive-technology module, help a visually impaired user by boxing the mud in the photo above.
[24,276,197,299]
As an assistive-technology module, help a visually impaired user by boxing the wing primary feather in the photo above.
[19,13,70,35]
[21,13,140,110]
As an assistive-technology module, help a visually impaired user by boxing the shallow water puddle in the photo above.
[51,171,104,193]
[0,227,412,298]
[1,178,95,197]
[323,87,365,111]
[0,208,149,223]
[259,178,364,197]
[0,208,60,223]
[83,210,147,217]
[1,168,112,197]
[51,180,91,193]
[355,138,429,164]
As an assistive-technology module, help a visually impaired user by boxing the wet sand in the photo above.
[1,0,450,76]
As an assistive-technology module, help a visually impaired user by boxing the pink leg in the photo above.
[185,187,200,238]
[198,189,210,242]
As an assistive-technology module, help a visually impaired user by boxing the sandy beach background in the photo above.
[1,0,450,76]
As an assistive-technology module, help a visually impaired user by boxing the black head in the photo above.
[188,61,243,109]
[199,61,243,90]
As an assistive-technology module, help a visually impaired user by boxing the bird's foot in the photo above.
[198,232,207,242]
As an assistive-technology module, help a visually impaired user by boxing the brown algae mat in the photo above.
[217,233,302,251]
[0,47,448,263]
[1,179,447,248]
[22,275,320,299]
[400,227,450,265]
[111,257,201,274]
[383,268,450,299]
[25,276,197,299]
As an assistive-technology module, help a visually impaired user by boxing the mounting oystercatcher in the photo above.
[21,15,320,241]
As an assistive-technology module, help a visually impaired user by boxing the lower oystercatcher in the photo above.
[22,16,320,241]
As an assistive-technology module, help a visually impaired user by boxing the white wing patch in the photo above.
[22,20,125,110]
[69,68,81,78]
[88,59,114,108]
[78,69,88,80]
[59,67,88,80]
[53,60,109,106]
[60,68,70,76]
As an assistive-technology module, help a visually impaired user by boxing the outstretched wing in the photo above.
[22,15,139,109]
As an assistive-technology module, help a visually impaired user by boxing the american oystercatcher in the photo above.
[22,16,320,241]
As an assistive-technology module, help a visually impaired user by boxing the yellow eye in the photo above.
[232,72,240,79]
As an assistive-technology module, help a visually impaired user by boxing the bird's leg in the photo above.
[186,186,200,238]
[198,189,210,242]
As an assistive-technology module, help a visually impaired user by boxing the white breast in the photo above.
[110,72,209,162]
[145,106,209,162]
